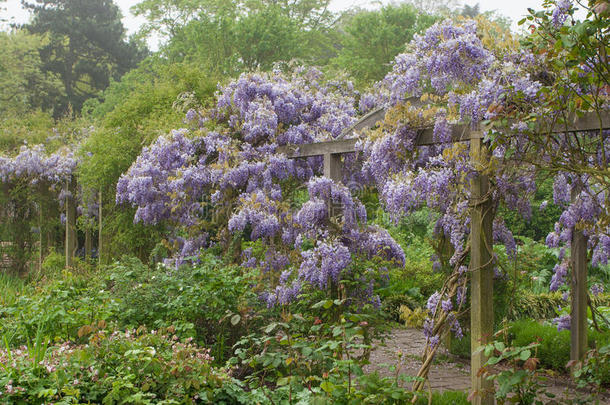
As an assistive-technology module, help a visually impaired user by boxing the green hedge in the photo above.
[508,292,610,321]
[509,320,610,375]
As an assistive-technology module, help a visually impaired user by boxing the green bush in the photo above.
[40,250,65,276]
[106,254,259,364]
[0,327,243,404]
[0,271,118,346]
[509,319,610,376]
[509,319,571,371]
[449,331,471,358]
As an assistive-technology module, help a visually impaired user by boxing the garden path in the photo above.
[365,328,610,403]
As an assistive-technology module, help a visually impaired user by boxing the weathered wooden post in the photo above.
[570,186,588,369]
[65,179,77,268]
[85,228,92,259]
[324,152,343,220]
[98,190,103,266]
[469,132,495,405]
[38,206,43,272]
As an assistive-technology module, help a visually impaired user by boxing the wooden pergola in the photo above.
[280,109,610,404]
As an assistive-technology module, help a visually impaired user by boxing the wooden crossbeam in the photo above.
[278,111,609,159]
[278,124,476,158]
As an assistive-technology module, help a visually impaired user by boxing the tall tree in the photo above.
[405,0,459,14]
[234,5,301,71]
[138,0,336,71]
[22,0,147,116]
[461,3,480,18]
[333,4,438,86]
[0,30,65,115]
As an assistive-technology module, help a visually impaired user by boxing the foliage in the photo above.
[479,339,556,405]
[399,305,429,328]
[333,4,438,86]
[106,255,259,363]
[499,178,562,242]
[78,60,218,261]
[572,343,610,394]
[509,319,610,374]
[116,65,404,308]
[23,0,146,115]
[230,298,412,403]
[0,327,241,404]
[0,270,118,346]
[0,30,64,116]
[0,272,25,308]
[140,0,337,72]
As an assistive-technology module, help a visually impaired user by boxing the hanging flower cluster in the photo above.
[0,144,77,187]
[117,66,404,302]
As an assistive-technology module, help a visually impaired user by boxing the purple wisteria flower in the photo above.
[552,314,571,331]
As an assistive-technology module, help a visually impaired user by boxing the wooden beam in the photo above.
[279,138,358,158]
[278,125,478,159]
[98,190,103,266]
[538,111,610,133]
[570,184,588,370]
[336,107,386,140]
[469,134,495,405]
[279,111,610,160]
[324,153,343,218]
[65,180,77,268]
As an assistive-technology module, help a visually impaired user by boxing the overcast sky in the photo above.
[1,0,556,49]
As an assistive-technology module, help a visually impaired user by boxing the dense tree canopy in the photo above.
[22,0,147,115]
[0,30,64,115]
[333,4,437,85]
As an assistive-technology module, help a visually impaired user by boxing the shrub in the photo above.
[0,327,242,404]
[399,306,428,328]
[449,331,471,358]
[106,254,259,363]
[509,320,571,371]
[0,271,118,346]
[509,319,610,377]
[573,343,610,392]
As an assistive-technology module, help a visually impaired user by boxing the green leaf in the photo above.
[519,349,531,361]
[230,314,241,326]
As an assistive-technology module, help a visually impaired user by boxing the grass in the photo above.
[0,272,26,307]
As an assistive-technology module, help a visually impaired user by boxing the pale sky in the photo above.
[0,0,564,49]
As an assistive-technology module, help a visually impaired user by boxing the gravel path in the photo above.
[364,328,610,403]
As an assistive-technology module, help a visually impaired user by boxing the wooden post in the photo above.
[39,207,43,272]
[570,190,588,369]
[323,153,342,181]
[85,229,92,260]
[65,180,77,268]
[98,190,102,266]
[469,135,495,405]
[324,153,343,217]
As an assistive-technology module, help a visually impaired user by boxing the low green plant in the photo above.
[478,338,556,405]
[0,270,118,346]
[509,319,610,377]
[229,298,417,403]
[572,343,610,395]
[40,250,65,276]
[0,326,243,404]
[449,331,471,358]
[0,272,25,307]
[509,320,571,371]
[399,305,428,328]
[107,254,259,364]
